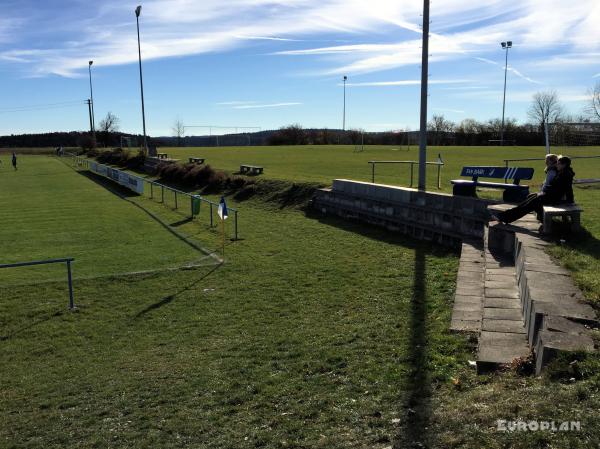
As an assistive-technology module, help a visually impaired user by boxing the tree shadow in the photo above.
[134,263,221,318]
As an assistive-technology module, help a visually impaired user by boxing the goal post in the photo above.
[182,125,262,146]
[547,122,600,152]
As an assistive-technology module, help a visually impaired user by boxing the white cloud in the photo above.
[432,107,465,114]
[474,57,542,85]
[1,0,600,80]
[342,79,472,87]
[232,102,302,109]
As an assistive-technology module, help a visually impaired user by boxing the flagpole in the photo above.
[222,217,225,257]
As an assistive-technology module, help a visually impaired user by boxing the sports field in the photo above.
[160,144,600,189]
[1,147,599,448]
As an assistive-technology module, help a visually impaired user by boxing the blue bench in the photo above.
[451,166,534,202]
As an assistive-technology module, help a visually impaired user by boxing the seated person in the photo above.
[541,153,558,193]
[491,155,574,225]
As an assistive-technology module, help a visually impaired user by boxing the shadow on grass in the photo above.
[170,217,193,227]
[560,227,600,261]
[307,212,455,448]
[76,170,140,198]
[395,246,431,449]
[135,263,221,318]
[0,310,63,341]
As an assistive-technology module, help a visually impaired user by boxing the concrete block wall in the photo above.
[314,179,491,247]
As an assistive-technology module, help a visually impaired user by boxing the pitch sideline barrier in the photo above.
[71,155,240,240]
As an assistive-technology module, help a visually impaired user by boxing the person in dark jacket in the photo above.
[491,156,574,225]
[11,152,17,170]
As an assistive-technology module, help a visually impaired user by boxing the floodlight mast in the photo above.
[135,5,148,154]
[343,75,348,131]
[418,0,430,191]
[88,61,95,141]
[500,40,512,146]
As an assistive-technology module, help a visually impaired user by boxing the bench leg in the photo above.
[571,212,581,232]
[543,213,553,234]
[453,184,476,197]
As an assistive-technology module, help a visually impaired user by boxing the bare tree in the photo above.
[585,81,600,121]
[98,112,120,147]
[528,91,563,131]
[428,114,455,145]
[172,118,185,147]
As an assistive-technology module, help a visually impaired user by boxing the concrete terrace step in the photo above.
[450,241,485,333]
[476,234,530,372]
[451,205,596,374]
[486,207,598,374]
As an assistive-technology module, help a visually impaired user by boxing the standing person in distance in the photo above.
[11,152,17,170]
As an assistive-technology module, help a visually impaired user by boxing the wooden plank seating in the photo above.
[542,204,583,234]
[240,164,264,175]
[188,157,205,164]
[451,166,534,202]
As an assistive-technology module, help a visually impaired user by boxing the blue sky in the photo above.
[0,0,599,136]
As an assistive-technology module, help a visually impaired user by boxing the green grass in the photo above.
[162,144,600,190]
[0,156,205,286]
[1,148,600,448]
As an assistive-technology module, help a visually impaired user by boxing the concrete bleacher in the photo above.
[312,179,597,374]
[451,205,597,374]
[313,179,491,247]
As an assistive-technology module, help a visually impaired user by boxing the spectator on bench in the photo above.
[491,155,574,225]
[541,153,558,193]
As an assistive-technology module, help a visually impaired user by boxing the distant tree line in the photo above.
[3,88,598,148]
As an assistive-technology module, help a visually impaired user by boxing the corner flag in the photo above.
[218,196,228,220]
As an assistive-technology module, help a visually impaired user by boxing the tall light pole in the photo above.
[135,5,148,153]
[88,60,96,141]
[418,0,430,191]
[500,40,512,146]
[342,75,348,131]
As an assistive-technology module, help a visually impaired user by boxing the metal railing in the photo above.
[144,179,239,240]
[0,258,75,309]
[503,155,600,167]
[70,155,239,240]
[368,160,444,189]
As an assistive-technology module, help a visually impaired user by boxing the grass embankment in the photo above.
[2,150,599,448]
[1,155,466,448]
[162,144,600,310]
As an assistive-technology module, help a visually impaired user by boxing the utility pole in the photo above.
[418,0,430,191]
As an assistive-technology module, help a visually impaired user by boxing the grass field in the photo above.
[1,148,599,448]
[160,144,600,190]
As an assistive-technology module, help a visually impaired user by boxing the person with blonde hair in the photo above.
[541,153,558,193]
[491,155,574,225]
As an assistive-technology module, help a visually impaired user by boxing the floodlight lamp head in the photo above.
[135,5,142,17]
[343,75,347,81]
[89,60,93,66]
[507,41,513,48]
[501,42,506,48]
